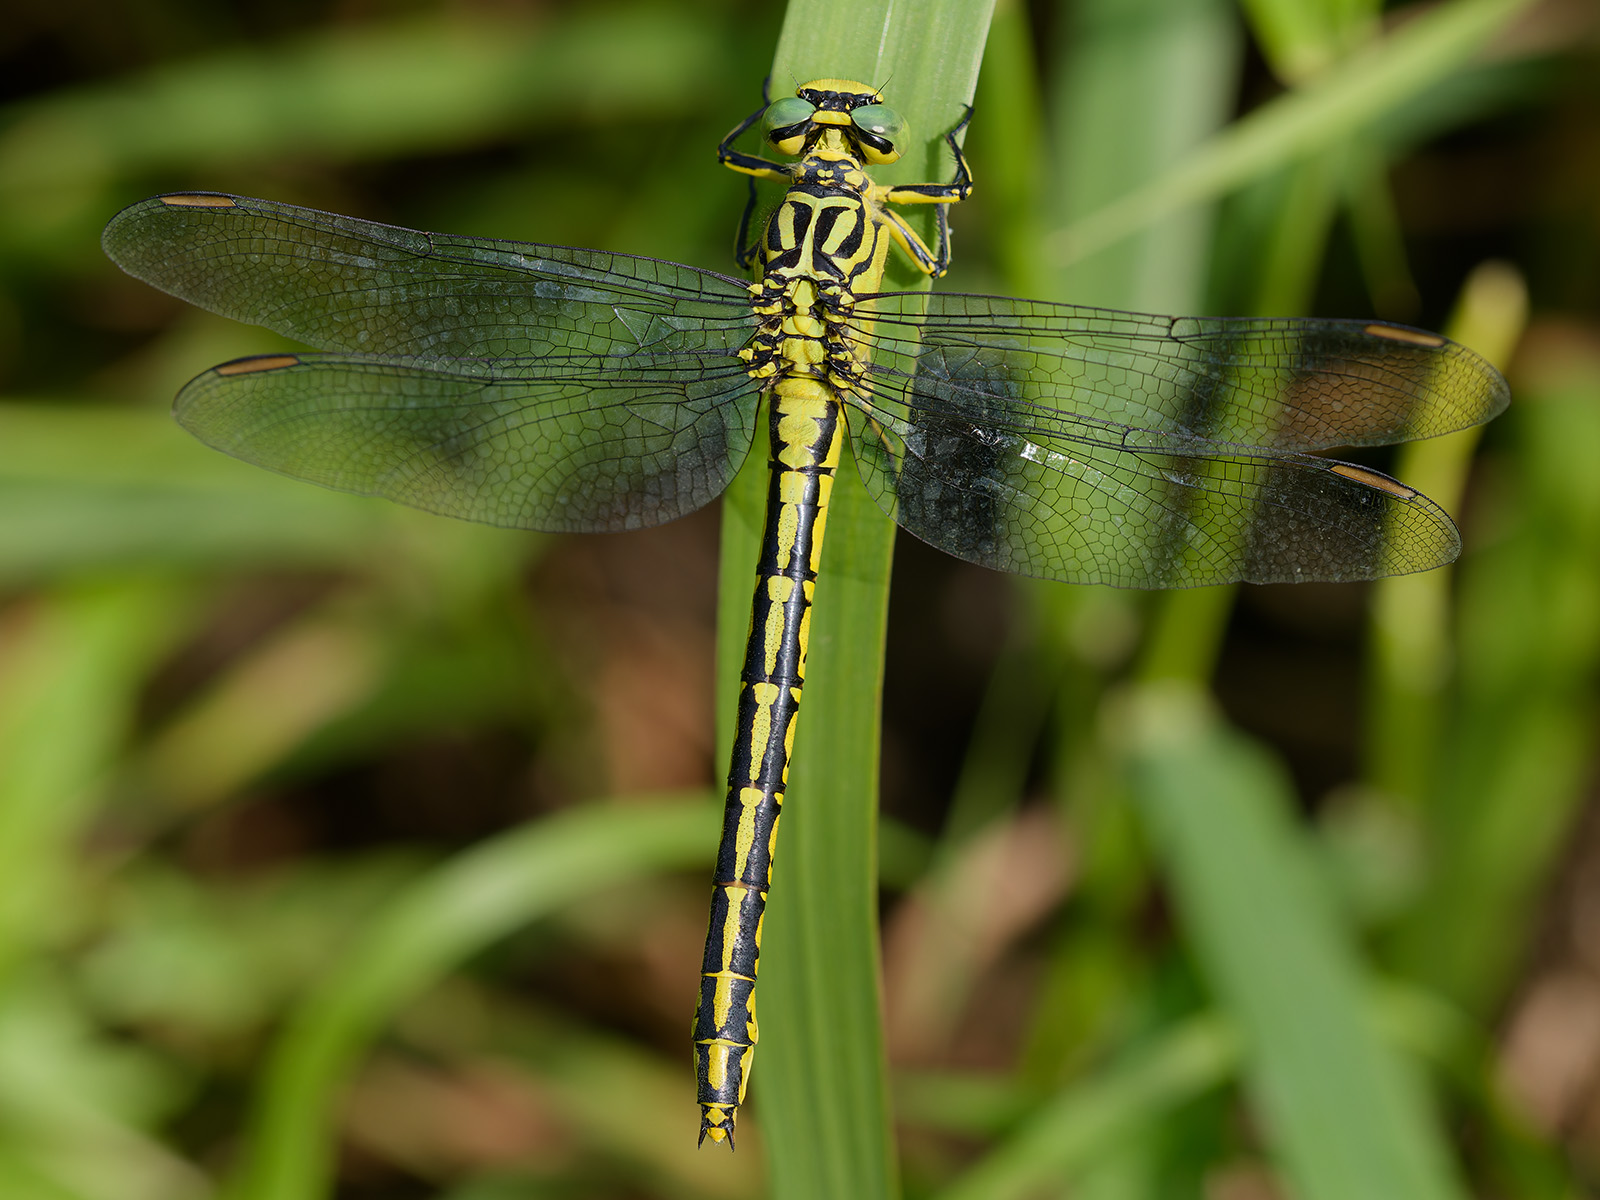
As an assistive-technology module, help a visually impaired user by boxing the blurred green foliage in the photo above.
[1,0,1597,1198]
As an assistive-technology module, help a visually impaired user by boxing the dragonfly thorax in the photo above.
[732,135,889,397]
[799,151,872,196]
[755,156,892,286]
[739,272,864,392]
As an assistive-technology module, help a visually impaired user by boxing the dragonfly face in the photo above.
[101,76,1508,1152]
[759,79,908,165]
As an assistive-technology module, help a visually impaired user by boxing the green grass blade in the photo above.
[1047,0,1537,266]
[1043,0,1244,697]
[1389,325,1600,1010]
[0,580,196,1200]
[0,5,734,259]
[0,1150,95,1200]
[0,580,182,984]
[973,0,1047,298]
[224,797,715,1200]
[1043,0,1242,312]
[1239,0,1382,84]
[1341,136,1423,318]
[1121,686,1467,1200]
[709,4,994,1196]
[1366,262,1527,807]
[1237,0,1341,83]
[994,0,1241,1157]
[0,402,530,582]
[934,1016,1240,1200]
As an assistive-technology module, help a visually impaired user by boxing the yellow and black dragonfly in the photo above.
[103,78,1508,1148]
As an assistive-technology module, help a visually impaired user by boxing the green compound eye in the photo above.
[762,96,816,137]
[849,103,906,164]
[850,103,905,142]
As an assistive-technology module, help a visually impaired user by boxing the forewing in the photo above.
[857,291,1508,452]
[176,351,759,533]
[102,193,757,358]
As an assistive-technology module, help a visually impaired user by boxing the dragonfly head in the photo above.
[763,78,907,166]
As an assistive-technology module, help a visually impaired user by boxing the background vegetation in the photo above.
[0,0,1595,1197]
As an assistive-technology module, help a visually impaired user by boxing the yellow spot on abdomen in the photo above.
[733,785,767,876]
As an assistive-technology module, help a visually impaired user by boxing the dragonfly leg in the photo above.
[876,104,975,205]
[874,206,944,276]
[868,104,975,275]
[720,86,799,270]
[718,88,796,185]
[734,175,762,271]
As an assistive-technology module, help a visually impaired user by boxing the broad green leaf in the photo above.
[1122,686,1466,1200]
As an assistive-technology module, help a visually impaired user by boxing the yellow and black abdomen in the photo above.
[692,176,886,1146]
[692,371,843,1145]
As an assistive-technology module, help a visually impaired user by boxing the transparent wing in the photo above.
[856,291,1507,450]
[106,192,763,532]
[102,192,757,358]
[175,351,759,533]
[848,292,1507,587]
[850,395,1459,587]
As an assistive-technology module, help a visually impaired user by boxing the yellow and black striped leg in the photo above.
[877,206,948,277]
[717,91,771,169]
[717,83,795,187]
[878,104,975,207]
[693,384,843,1147]
[874,104,976,275]
[718,86,797,270]
[716,76,773,160]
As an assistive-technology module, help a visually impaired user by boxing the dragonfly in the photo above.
[103,78,1508,1149]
